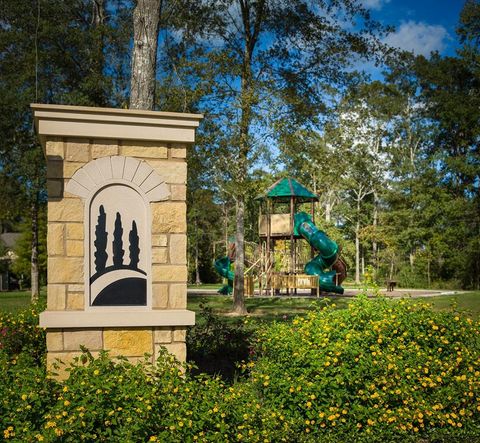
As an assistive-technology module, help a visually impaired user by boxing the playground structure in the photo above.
[215,178,347,296]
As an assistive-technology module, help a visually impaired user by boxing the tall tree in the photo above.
[130,0,161,109]
[0,0,131,300]
[170,0,389,313]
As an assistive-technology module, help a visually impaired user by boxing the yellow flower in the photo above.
[149,437,157,442]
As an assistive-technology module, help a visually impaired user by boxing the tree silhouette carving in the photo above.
[112,212,124,268]
[94,205,108,272]
[129,221,140,269]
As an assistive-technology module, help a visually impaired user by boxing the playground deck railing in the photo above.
[271,273,319,290]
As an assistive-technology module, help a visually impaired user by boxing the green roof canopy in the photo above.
[257,178,318,202]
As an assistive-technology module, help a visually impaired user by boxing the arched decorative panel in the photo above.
[66,156,170,307]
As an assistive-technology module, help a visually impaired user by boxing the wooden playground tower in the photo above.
[256,178,320,296]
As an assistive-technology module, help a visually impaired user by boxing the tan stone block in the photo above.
[151,202,186,233]
[47,223,64,256]
[65,139,90,162]
[63,329,102,351]
[170,184,186,201]
[64,162,84,178]
[154,327,172,344]
[152,247,168,264]
[169,283,187,309]
[152,284,169,309]
[47,284,66,310]
[169,234,187,264]
[46,139,64,158]
[66,240,83,257]
[173,328,186,342]
[66,223,84,240]
[152,265,187,283]
[47,180,63,198]
[171,147,187,158]
[48,257,83,283]
[92,140,119,159]
[48,199,83,222]
[148,160,187,184]
[152,234,168,247]
[46,330,64,352]
[120,140,168,159]
[103,328,153,357]
[66,292,84,310]
[68,284,84,292]
[158,342,186,362]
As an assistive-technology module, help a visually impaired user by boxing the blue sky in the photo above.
[365,0,465,57]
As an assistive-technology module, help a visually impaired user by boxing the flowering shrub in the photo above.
[1,296,480,442]
[0,303,46,363]
[249,295,480,442]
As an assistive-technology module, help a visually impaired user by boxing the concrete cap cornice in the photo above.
[39,309,195,328]
[31,103,204,148]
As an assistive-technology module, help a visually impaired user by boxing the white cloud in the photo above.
[383,21,449,56]
[361,0,391,11]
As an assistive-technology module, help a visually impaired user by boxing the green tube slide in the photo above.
[214,256,234,295]
[294,212,344,294]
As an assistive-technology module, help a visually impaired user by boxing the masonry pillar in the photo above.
[32,104,202,377]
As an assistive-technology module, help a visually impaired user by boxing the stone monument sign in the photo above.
[32,104,202,375]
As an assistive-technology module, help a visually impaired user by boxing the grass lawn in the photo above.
[1,288,479,320]
[188,294,350,323]
[415,291,480,318]
[0,289,46,314]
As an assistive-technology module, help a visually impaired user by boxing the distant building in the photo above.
[0,232,21,291]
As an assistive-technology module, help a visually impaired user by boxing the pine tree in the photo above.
[129,221,140,269]
[112,212,124,268]
[94,206,108,273]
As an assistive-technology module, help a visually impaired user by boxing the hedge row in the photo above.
[1,296,479,442]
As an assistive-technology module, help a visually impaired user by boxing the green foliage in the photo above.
[1,297,480,441]
[11,210,47,288]
[250,296,480,442]
[187,305,252,380]
[0,303,46,364]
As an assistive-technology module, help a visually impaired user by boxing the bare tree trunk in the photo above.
[194,217,201,284]
[130,0,161,110]
[427,258,431,288]
[372,190,378,269]
[195,249,201,285]
[355,221,360,284]
[233,197,247,314]
[325,202,331,223]
[31,200,39,303]
[355,198,361,284]
[223,203,228,254]
[231,0,264,314]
